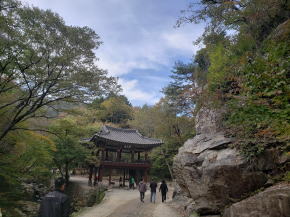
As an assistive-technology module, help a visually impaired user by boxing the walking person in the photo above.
[38,177,70,217]
[159,180,168,203]
[149,179,157,203]
[138,179,147,202]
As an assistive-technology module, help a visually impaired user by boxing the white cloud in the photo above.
[118,78,160,105]
[21,0,205,106]
[97,27,202,77]
[162,31,196,53]
[97,56,158,77]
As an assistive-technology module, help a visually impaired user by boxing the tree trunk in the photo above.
[161,149,174,180]
[65,162,69,184]
[53,159,64,177]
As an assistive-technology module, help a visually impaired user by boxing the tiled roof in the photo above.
[92,125,163,146]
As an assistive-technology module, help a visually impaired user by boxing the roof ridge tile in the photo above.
[91,125,163,146]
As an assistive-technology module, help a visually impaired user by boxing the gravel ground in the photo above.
[71,176,181,217]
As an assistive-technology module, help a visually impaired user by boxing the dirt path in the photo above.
[72,177,181,217]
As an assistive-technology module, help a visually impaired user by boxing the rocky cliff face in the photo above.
[173,107,290,217]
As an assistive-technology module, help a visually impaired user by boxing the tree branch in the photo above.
[11,127,61,138]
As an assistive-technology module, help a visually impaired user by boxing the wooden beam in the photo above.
[100,161,150,168]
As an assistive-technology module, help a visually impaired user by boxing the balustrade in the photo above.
[101,150,148,162]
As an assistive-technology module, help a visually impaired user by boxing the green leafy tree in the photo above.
[130,100,195,179]
[50,118,89,183]
[178,0,289,42]
[225,35,290,150]
[49,105,103,183]
[174,0,290,161]
[0,129,55,207]
[163,49,211,115]
[98,95,133,124]
[0,0,119,141]
[162,62,197,115]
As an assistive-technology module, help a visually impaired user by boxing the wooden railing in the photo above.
[100,160,150,168]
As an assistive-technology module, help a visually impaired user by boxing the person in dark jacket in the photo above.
[149,180,157,203]
[159,180,168,203]
[38,177,70,217]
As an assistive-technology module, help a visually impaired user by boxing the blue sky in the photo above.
[23,0,204,106]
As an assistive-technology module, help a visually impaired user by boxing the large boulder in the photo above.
[174,133,267,215]
[173,108,268,215]
[195,107,223,135]
[223,183,290,217]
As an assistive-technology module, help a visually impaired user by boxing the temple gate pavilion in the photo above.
[90,125,163,185]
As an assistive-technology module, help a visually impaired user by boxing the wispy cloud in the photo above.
[118,78,160,104]
[97,26,201,77]
[23,0,204,106]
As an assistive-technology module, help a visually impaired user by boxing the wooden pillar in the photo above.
[118,149,122,161]
[93,166,98,186]
[123,169,126,186]
[137,170,141,183]
[109,168,112,185]
[145,151,148,161]
[101,149,105,160]
[105,149,109,160]
[88,165,93,185]
[144,169,148,182]
[131,150,135,162]
[138,152,141,160]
